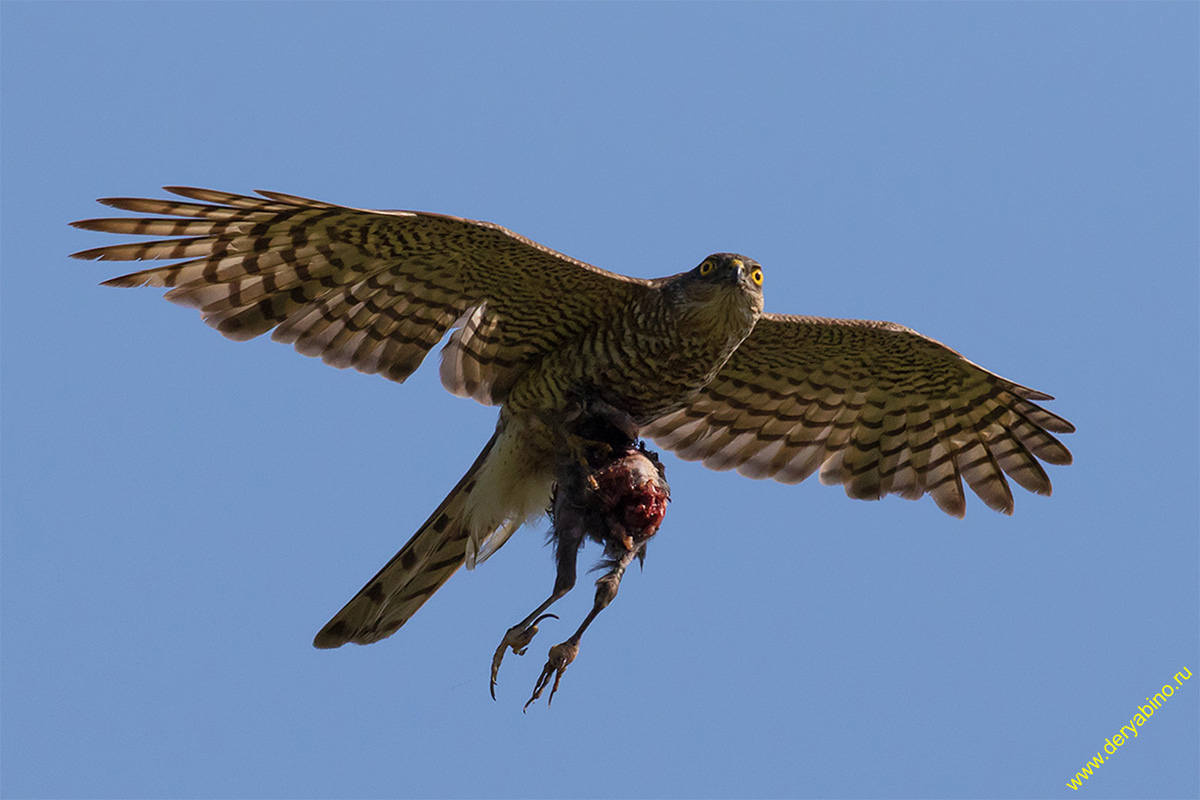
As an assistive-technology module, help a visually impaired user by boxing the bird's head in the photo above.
[665,253,765,333]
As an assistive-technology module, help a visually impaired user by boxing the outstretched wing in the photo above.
[71,187,652,404]
[643,314,1075,517]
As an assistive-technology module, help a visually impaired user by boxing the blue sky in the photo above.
[2,3,1197,798]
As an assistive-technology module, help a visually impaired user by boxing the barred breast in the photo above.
[503,281,759,424]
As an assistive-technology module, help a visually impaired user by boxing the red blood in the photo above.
[591,450,670,546]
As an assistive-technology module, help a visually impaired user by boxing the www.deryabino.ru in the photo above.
[1066,667,1192,791]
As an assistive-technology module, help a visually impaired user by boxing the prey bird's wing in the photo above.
[71,187,652,405]
[643,314,1075,517]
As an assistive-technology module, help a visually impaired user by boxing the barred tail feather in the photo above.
[313,434,497,648]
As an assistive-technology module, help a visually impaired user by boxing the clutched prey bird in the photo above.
[71,187,1074,704]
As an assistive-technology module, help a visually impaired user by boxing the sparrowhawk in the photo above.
[72,187,1074,701]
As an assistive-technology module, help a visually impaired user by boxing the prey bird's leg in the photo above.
[525,543,645,710]
[490,528,583,699]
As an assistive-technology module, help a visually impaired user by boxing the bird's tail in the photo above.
[313,433,498,649]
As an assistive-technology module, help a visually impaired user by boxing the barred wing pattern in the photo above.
[70,187,651,404]
[643,314,1074,517]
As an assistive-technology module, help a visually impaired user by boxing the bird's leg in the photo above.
[524,436,669,710]
[508,400,668,710]
[490,526,583,699]
[524,543,644,710]
[490,404,615,700]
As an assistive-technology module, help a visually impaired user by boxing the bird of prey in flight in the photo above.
[72,187,1074,706]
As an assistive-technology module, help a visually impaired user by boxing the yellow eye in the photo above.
[751,268,763,286]
[699,259,715,276]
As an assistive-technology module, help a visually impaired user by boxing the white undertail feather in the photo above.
[462,415,555,567]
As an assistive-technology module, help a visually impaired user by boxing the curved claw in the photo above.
[490,614,559,700]
[523,640,579,712]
